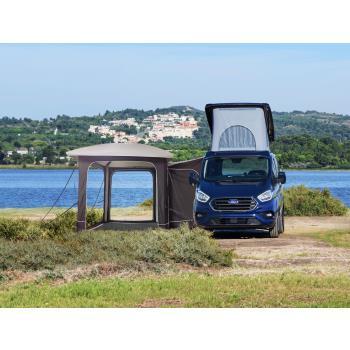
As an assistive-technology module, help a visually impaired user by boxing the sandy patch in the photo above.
[217,217,350,275]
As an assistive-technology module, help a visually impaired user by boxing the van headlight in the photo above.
[196,190,210,203]
[257,190,272,202]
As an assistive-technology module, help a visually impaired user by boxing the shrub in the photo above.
[0,208,103,240]
[0,218,45,240]
[284,185,348,216]
[86,208,103,227]
[0,218,31,240]
[40,211,76,238]
[0,225,233,271]
[138,198,153,208]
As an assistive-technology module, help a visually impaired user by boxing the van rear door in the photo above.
[205,103,274,152]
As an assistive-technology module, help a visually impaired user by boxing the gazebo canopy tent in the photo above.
[67,143,201,231]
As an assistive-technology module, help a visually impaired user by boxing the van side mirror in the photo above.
[278,171,286,184]
[189,171,199,187]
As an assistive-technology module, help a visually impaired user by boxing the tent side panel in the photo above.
[168,158,202,228]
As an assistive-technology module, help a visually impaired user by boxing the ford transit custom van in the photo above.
[189,103,286,238]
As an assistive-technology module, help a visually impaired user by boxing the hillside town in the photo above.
[88,112,199,144]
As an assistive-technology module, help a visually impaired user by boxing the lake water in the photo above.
[0,169,349,208]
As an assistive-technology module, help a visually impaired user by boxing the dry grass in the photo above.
[0,206,152,221]
[110,207,152,221]
[0,207,63,220]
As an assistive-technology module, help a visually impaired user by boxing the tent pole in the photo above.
[103,164,111,222]
[154,159,169,228]
[77,159,90,232]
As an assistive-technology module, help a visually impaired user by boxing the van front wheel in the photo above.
[268,213,280,238]
[278,207,285,234]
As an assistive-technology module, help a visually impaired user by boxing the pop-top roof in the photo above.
[205,103,275,152]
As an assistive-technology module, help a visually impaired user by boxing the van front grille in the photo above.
[211,197,257,211]
[211,218,260,225]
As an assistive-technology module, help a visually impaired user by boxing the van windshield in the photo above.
[204,156,269,182]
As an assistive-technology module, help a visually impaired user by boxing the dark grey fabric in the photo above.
[168,158,203,228]
[72,144,202,231]
[74,155,170,231]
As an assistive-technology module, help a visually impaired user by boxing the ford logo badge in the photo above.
[228,199,239,205]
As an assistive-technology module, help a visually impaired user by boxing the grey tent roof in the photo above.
[67,143,172,159]
[87,160,158,169]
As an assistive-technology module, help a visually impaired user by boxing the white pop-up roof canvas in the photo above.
[205,104,274,152]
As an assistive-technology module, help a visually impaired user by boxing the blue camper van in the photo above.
[189,103,286,238]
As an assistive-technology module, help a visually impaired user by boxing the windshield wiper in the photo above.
[210,177,266,183]
[218,179,241,183]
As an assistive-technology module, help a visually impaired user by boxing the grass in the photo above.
[0,225,232,272]
[284,185,348,216]
[1,272,350,307]
[299,230,350,248]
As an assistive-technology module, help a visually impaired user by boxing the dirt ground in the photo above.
[217,216,350,275]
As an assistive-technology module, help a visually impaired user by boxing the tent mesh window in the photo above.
[218,125,256,150]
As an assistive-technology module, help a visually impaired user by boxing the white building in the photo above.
[16,148,29,155]
[89,112,198,143]
[110,118,138,127]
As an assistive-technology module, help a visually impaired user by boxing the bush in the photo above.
[86,208,103,227]
[0,218,44,240]
[0,208,104,240]
[284,185,348,216]
[0,225,232,271]
[40,211,76,238]
[138,198,153,208]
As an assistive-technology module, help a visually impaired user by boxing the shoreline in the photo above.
[0,165,350,171]
[0,165,74,170]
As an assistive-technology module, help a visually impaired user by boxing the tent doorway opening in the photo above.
[110,170,155,222]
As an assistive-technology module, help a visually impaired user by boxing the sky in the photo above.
[1,44,350,119]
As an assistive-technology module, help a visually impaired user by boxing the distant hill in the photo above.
[193,109,350,141]
[1,106,350,167]
[2,106,350,141]
[273,111,350,140]
[193,109,350,146]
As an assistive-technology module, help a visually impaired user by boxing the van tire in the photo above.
[268,213,280,238]
[278,207,285,234]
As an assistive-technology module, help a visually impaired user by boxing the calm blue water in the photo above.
[0,169,349,208]
[0,169,153,209]
[285,170,350,207]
